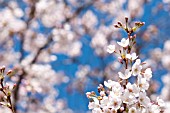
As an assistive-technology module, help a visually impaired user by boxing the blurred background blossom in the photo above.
[0,0,170,113]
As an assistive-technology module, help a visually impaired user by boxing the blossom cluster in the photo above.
[0,0,169,112]
[149,39,170,112]
[86,18,164,113]
[0,66,16,113]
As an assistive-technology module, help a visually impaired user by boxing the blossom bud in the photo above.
[91,91,95,95]
[125,17,128,23]
[86,92,91,98]
[99,84,103,88]
[120,107,124,111]
[117,21,123,26]
[0,66,5,73]
[114,24,120,28]
[135,22,145,27]
[118,57,123,64]
[130,36,133,39]
[5,83,10,88]
[97,86,101,92]
[133,34,136,39]
[12,83,17,90]
[6,70,13,76]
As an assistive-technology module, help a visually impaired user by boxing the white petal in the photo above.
[131,53,138,60]
[117,41,123,47]
[135,59,141,65]
[118,72,125,79]
[126,54,132,59]
[107,45,115,53]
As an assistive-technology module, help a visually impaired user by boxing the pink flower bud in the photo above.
[86,92,91,98]
[0,66,5,73]
[7,70,12,76]
[13,83,17,90]
[117,21,123,26]
[114,24,120,28]
[125,17,128,23]
[118,57,123,64]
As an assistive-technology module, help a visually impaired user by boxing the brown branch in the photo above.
[13,1,37,112]
[64,0,96,23]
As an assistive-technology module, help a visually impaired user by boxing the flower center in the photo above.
[113,101,118,107]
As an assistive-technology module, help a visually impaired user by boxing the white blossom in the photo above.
[104,80,121,89]
[118,69,132,79]
[86,17,164,113]
[100,96,109,108]
[88,98,100,109]
[157,97,165,107]
[92,108,102,113]
[126,53,138,61]
[108,97,121,110]
[128,107,137,113]
[107,44,115,54]
[121,90,137,104]
[144,68,152,80]
[147,104,161,113]
[117,38,129,47]
[126,82,139,97]
[132,59,142,76]
[138,76,149,90]
[82,10,97,28]
[138,92,150,107]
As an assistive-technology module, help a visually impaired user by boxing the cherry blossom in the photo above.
[144,68,152,80]
[126,53,138,61]
[138,91,150,106]
[107,45,115,54]
[0,0,168,112]
[128,107,137,113]
[157,97,165,107]
[132,59,142,76]
[138,75,149,90]
[118,69,132,79]
[86,18,164,113]
[117,38,129,48]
